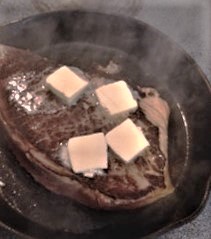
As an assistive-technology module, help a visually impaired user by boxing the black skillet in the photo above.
[0,11,210,239]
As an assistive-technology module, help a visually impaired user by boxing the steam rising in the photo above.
[0,2,208,184]
[0,0,209,78]
[0,2,209,235]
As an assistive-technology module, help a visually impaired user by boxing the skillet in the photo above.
[0,10,210,239]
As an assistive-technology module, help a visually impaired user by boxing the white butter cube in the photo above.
[46,66,89,105]
[106,119,149,163]
[67,133,107,173]
[95,81,138,115]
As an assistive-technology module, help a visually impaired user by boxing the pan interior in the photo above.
[0,41,189,233]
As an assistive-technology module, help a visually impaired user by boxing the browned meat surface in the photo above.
[0,45,173,209]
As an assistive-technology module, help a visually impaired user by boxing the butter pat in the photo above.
[106,119,149,163]
[67,133,107,173]
[95,81,137,115]
[46,66,89,105]
[83,169,104,178]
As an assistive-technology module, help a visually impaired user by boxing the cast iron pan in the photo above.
[0,11,210,239]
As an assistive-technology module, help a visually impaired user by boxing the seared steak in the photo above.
[0,45,174,209]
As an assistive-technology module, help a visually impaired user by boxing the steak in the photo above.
[0,45,174,209]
